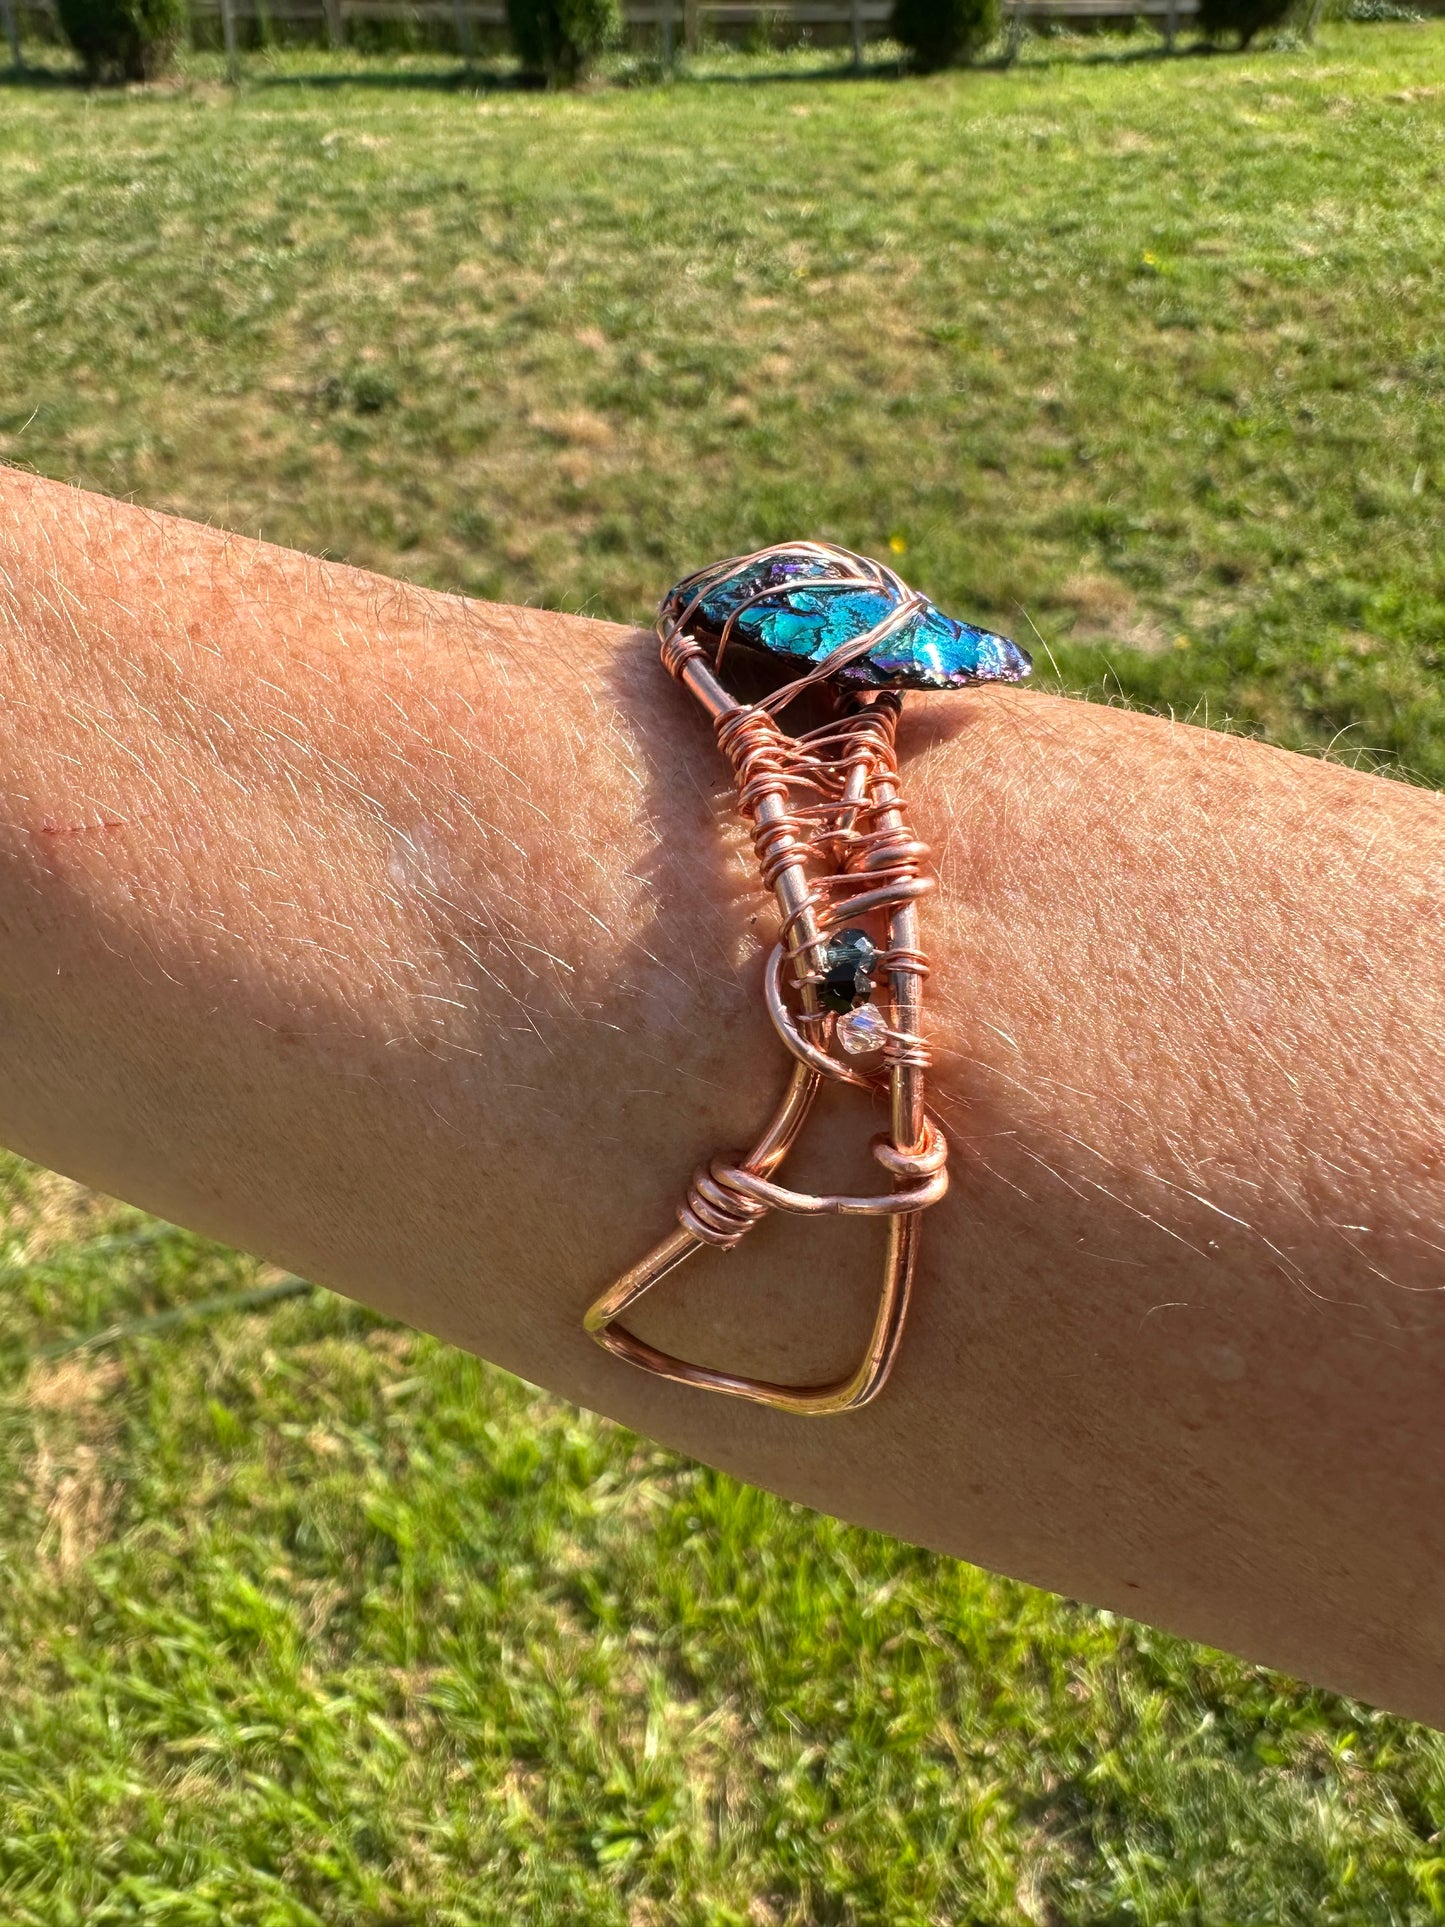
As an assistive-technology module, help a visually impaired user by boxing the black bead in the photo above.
[817,927,878,1013]
[819,968,862,1014]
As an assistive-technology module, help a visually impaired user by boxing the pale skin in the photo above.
[2,468,1443,1722]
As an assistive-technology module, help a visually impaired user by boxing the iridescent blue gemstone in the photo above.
[664,544,1030,691]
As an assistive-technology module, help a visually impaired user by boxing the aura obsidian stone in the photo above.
[818,927,878,1014]
[662,543,1031,691]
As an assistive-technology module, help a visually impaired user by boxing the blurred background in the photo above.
[1,10,1443,1922]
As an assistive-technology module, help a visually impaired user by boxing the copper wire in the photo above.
[585,543,953,1415]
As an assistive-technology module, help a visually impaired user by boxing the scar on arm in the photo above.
[34,815,129,839]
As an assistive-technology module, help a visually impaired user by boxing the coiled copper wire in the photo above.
[585,544,953,1415]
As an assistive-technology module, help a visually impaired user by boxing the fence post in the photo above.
[1,0,21,69]
[220,0,240,81]
[451,0,475,61]
[1003,0,1024,62]
[661,0,674,68]
[1163,0,1177,47]
[323,0,344,47]
[683,0,698,53]
[849,0,863,69]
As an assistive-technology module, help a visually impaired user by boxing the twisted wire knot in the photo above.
[871,1118,947,1181]
[678,1123,950,1249]
[680,1157,771,1249]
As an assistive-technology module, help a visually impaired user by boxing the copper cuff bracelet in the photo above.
[584,541,1031,1415]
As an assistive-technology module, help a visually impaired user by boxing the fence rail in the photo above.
[9,0,1205,61]
[170,0,896,20]
[9,0,894,31]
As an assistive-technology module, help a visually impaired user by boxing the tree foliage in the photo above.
[505,0,621,83]
[57,0,186,79]
[891,0,999,69]
[1197,0,1294,43]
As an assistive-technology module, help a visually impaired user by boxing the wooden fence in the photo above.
[6,0,897,62]
[190,0,896,55]
[5,0,1204,65]
[1006,0,1198,50]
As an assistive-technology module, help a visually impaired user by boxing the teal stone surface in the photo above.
[664,547,1031,691]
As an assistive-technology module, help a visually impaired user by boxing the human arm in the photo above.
[2,467,1443,1721]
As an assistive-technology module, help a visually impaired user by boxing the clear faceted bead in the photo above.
[836,1004,889,1056]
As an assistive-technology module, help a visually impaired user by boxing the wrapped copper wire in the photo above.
[585,542,1030,1414]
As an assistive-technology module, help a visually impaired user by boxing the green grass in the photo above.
[2,25,1444,1923]
[5,1164,1445,1924]
[2,25,1444,773]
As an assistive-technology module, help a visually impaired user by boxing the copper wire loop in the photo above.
[585,542,955,1416]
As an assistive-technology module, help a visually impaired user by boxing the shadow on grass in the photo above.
[1004,36,1226,65]
[243,62,515,89]
[0,61,83,86]
[0,54,880,90]
[0,33,1245,91]
[0,54,520,89]
[202,57,884,89]
[600,40,1224,79]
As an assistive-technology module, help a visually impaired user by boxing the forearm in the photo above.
[2,470,1443,1720]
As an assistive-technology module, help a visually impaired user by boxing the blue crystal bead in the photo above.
[663,544,1031,691]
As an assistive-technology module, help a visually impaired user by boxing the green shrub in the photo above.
[505,0,620,83]
[57,0,186,78]
[891,0,999,68]
[1197,0,1293,43]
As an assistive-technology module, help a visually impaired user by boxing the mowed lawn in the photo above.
[2,23,1444,1924]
